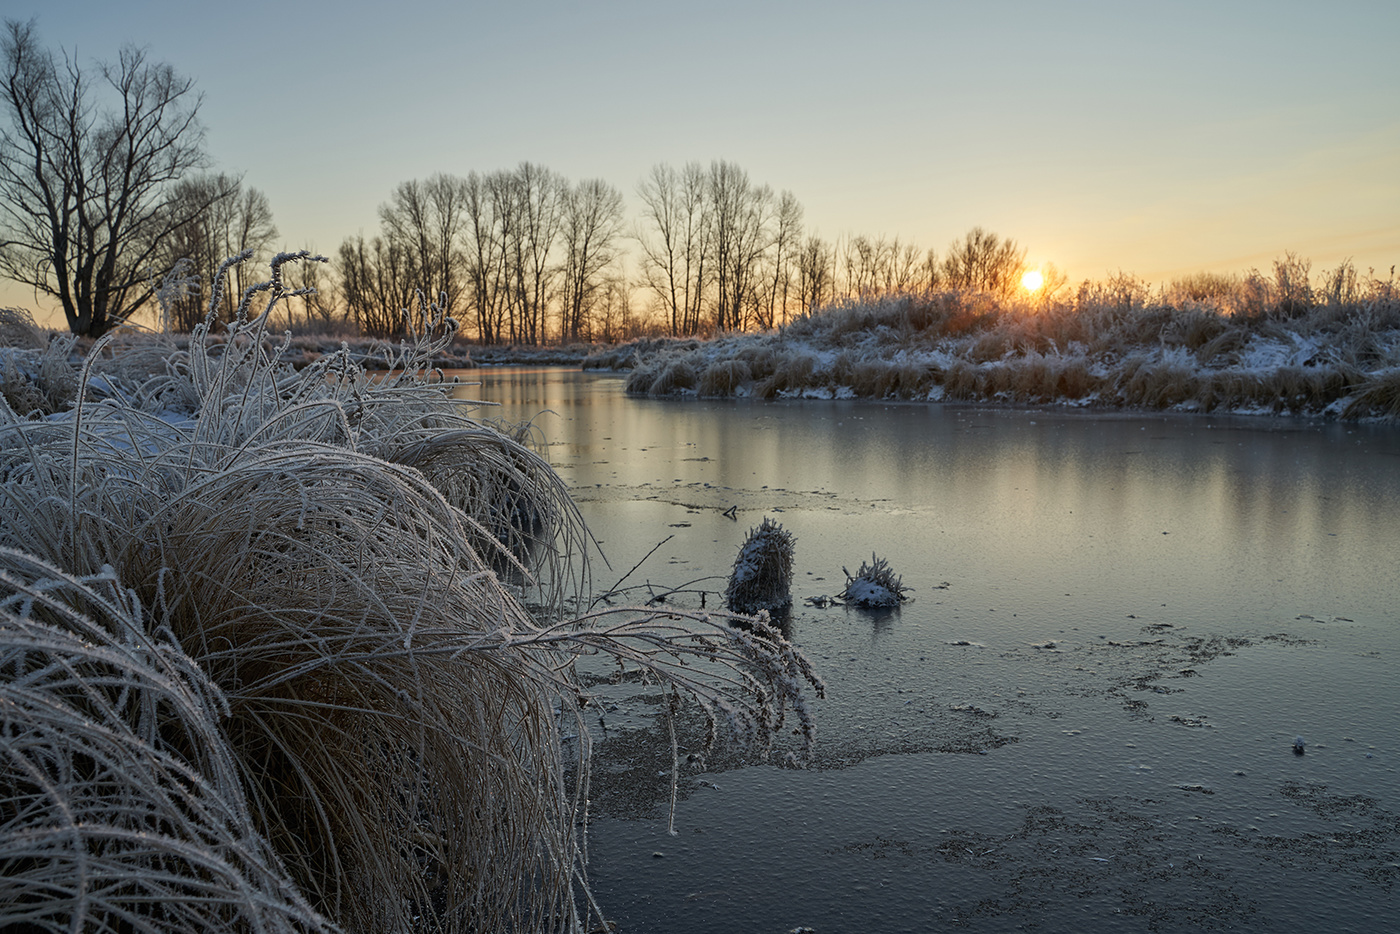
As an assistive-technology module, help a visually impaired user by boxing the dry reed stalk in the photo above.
[0,254,826,932]
[0,549,330,934]
[697,359,752,396]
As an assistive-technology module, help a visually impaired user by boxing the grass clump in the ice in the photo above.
[725,517,795,616]
[839,554,910,607]
[0,254,823,933]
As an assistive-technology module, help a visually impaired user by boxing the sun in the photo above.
[1021,269,1044,293]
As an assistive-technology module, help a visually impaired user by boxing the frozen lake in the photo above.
[451,367,1400,934]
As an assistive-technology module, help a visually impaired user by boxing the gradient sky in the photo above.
[7,0,1399,326]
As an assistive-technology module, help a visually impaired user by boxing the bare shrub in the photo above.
[1167,271,1239,305]
[1272,252,1314,318]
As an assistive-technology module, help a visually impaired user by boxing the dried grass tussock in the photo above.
[839,555,911,608]
[0,255,822,932]
[0,550,328,933]
[605,260,1400,419]
[725,518,796,616]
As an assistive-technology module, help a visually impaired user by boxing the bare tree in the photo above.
[756,189,802,329]
[0,20,214,336]
[336,233,416,337]
[378,173,469,323]
[281,248,342,332]
[159,173,274,331]
[920,247,940,292]
[940,227,1027,296]
[462,170,509,344]
[635,162,710,336]
[591,275,635,344]
[501,162,562,345]
[796,235,834,314]
[558,178,624,343]
[708,160,772,332]
[839,234,923,300]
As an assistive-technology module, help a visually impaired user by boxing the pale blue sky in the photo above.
[7,0,1399,323]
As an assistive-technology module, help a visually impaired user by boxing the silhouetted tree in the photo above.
[336,233,416,337]
[281,248,342,332]
[796,235,835,314]
[500,162,562,344]
[158,173,275,331]
[940,227,1026,296]
[558,178,624,342]
[462,170,510,344]
[708,160,772,332]
[635,162,710,336]
[0,20,215,335]
[378,173,470,323]
[757,190,802,329]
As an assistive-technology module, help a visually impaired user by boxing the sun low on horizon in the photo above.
[1,0,1397,331]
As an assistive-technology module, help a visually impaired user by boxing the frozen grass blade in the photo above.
[0,549,330,934]
[0,253,825,932]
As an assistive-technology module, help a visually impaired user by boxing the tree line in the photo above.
[0,21,1032,342]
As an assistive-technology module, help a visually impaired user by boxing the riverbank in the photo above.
[586,288,1400,420]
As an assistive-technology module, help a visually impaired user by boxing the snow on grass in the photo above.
[839,555,910,608]
[599,282,1400,419]
[0,257,823,933]
[725,517,795,617]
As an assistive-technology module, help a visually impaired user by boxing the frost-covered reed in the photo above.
[606,260,1400,419]
[0,256,822,932]
[725,518,795,617]
[839,554,910,608]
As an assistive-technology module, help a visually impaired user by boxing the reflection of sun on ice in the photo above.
[1021,269,1044,293]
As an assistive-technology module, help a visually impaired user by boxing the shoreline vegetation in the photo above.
[0,256,822,933]
[591,262,1400,420]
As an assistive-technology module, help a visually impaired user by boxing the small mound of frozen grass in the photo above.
[725,517,795,616]
[839,554,910,608]
[0,254,823,932]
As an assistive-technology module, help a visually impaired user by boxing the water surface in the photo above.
[454,368,1400,934]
